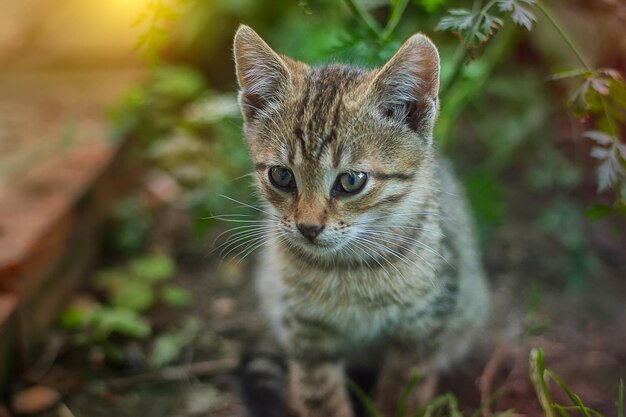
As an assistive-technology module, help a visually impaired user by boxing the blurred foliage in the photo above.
[59,255,192,365]
[104,195,151,255]
[109,65,253,239]
[149,317,201,368]
[134,0,189,66]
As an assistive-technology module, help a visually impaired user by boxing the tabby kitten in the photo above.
[233,25,489,417]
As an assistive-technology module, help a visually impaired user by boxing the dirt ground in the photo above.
[4,190,626,417]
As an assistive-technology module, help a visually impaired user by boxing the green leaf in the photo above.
[436,9,476,32]
[59,308,86,330]
[111,280,155,312]
[497,0,536,30]
[585,203,613,220]
[131,255,176,282]
[91,307,152,340]
[436,8,503,48]
[583,130,615,146]
[149,318,202,368]
[149,333,186,368]
[161,285,192,308]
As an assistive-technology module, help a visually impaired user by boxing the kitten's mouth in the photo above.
[292,235,335,251]
[304,239,331,248]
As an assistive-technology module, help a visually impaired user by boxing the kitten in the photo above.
[233,25,489,417]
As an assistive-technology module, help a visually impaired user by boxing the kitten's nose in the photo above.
[297,223,324,241]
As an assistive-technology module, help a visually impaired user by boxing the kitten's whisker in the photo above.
[365,225,447,238]
[344,243,370,272]
[209,218,267,223]
[220,229,279,258]
[214,225,275,253]
[366,230,453,271]
[202,213,256,219]
[351,236,405,276]
[212,224,265,247]
[236,233,285,264]
[357,232,434,279]
[361,231,437,269]
[350,237,391,276]
[219,195,279,219]
[352,236,414,285]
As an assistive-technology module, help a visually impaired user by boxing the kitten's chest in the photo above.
[256,245,443,344]
[282,267,438,340]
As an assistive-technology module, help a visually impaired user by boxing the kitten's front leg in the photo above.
[285,316,354,417]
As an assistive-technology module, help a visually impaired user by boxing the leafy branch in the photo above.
[436,0,626,212]
[533,1,626,210]
[436,0,535,51]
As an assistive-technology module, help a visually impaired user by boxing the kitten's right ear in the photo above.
[233,25,292,119]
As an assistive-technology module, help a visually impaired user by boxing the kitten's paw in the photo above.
[239,345,294,417]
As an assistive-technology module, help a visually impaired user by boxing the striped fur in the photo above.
[234,25,489,417]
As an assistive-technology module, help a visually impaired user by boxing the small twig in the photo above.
[107,357,238,390]
[480,343,514,417]
[534,0,592,71]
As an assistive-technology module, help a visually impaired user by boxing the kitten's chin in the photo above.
[287,238,345,258]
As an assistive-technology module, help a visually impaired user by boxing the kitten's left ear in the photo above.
[233,25,293,120]
[371,33,440,135]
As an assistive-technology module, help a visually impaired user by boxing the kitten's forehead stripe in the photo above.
[294,65,367,164]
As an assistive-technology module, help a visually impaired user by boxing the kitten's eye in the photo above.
[269,166,296,190]
[334,172,367,195]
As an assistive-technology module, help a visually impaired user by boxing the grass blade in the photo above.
[618,379,624,417]
[553,403,571,417]
[529,348,556,417]
[547,369,592,417]
[420,393,462,417]
[396,369,420,417]
[347,379,384,417]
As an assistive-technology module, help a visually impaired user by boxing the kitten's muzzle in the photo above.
[296,223,324,241]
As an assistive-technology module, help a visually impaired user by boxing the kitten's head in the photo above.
[233,25,440,263]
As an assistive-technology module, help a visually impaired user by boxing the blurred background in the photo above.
[0,0,624,416]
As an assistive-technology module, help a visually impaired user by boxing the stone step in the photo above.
[0,69,143,394]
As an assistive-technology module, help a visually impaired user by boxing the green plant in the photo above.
[59,255,191,363]
[436,0,625,213]
[347,349,623,417]
[149,317,201,368]
[108,66,252,239]
[530,348,624,417]
[104,196,151,255]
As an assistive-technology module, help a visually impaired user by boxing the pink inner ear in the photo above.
[234,26,286,96]
[374,34,440,104]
